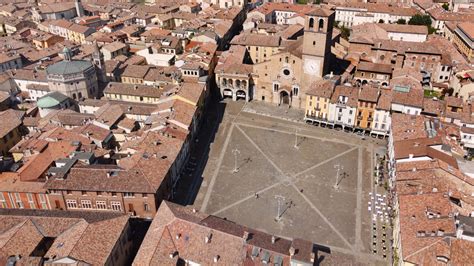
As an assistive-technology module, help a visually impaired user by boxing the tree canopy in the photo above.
[408,14,436,34]
[408,14,432,26]
[396,18,406,24]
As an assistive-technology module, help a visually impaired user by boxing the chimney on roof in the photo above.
[271,235,276,244]
[243,231,249,242]
[175,233,180,240]
[134,85,138,90]
[169,251,177,258]
[213,255,219,262]
[205,232,212,243]
[289,246,296,256]
[75,0,84,17]
[192,208,197,213]
[310,252,316,263]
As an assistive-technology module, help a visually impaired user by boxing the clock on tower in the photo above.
[301,8,335,87]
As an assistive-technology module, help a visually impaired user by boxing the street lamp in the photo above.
[274,195,285,221]
[232,148,240,173]
[294,128,299,149]
[334,164,344,190]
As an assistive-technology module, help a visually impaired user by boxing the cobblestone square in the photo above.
[192,101,386,264]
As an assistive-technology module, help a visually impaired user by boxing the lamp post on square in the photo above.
[334,164,344,190]
[294,129,299,149]
[232,148,240,173]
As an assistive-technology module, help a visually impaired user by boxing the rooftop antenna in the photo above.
[232,148,240,173]
[333,164,344,190]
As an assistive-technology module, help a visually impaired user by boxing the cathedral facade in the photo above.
[252,8,335,109]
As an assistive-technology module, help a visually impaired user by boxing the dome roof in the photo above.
[46,59,93,76]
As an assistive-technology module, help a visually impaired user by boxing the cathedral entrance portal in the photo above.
[280,91,290,105]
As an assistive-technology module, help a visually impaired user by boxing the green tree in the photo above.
[409,14,436,34]
[378,19,385,23]
[339,26,350,40]
[408,14,432,26]
[442,3,449,10]
[396,18,406,24]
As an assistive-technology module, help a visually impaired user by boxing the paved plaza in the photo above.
[192,100,387,265]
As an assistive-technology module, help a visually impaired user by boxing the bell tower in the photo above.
[92,41,107,83]
[302,8,334,87]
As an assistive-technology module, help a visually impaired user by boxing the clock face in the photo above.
[304,59,320,75]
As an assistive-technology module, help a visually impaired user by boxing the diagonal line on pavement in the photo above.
[231,124,356,251]
[291,183,356,252]
[200,123,235,213]
[235,121,359,148]
[292,146,359,178]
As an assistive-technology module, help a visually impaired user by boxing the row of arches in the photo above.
[222,88,250,102]
[355,79,388,87]
[308,18,324,31]
[221,78,248,90]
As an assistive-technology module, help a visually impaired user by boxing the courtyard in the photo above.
[191,100,387,265]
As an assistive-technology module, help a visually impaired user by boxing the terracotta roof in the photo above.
[379,23,428,35]
[306,79,335,98]
[73,124,112,143]
[376,88,392,111]
[390,77,424,108]
[0,173,45,193]
[94,103,124,128]
[254,2,314,16]
[0,210,129,265]
[458,22,474,41]
[104,82,164,98]
[121,65,152,79]
[38,2,75,13]
[231,33,281,47]
[102,41,127,53]
[336,2,418,16]
[0,109,22,139]
[45,166,155,193]
[358,85,379,102]
[174,82,205,105]
[17,140,78,181]
[423,98,445,116]
[134,201,315,265]
[398,193,456,264]
[391,113,427,141]
[374,39,441,55]
[330,85,359,107]
[306,7,333,17]
[357,61,392,74]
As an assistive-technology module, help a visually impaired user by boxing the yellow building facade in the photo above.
[304,80,335,123]
[356,86,379,130]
